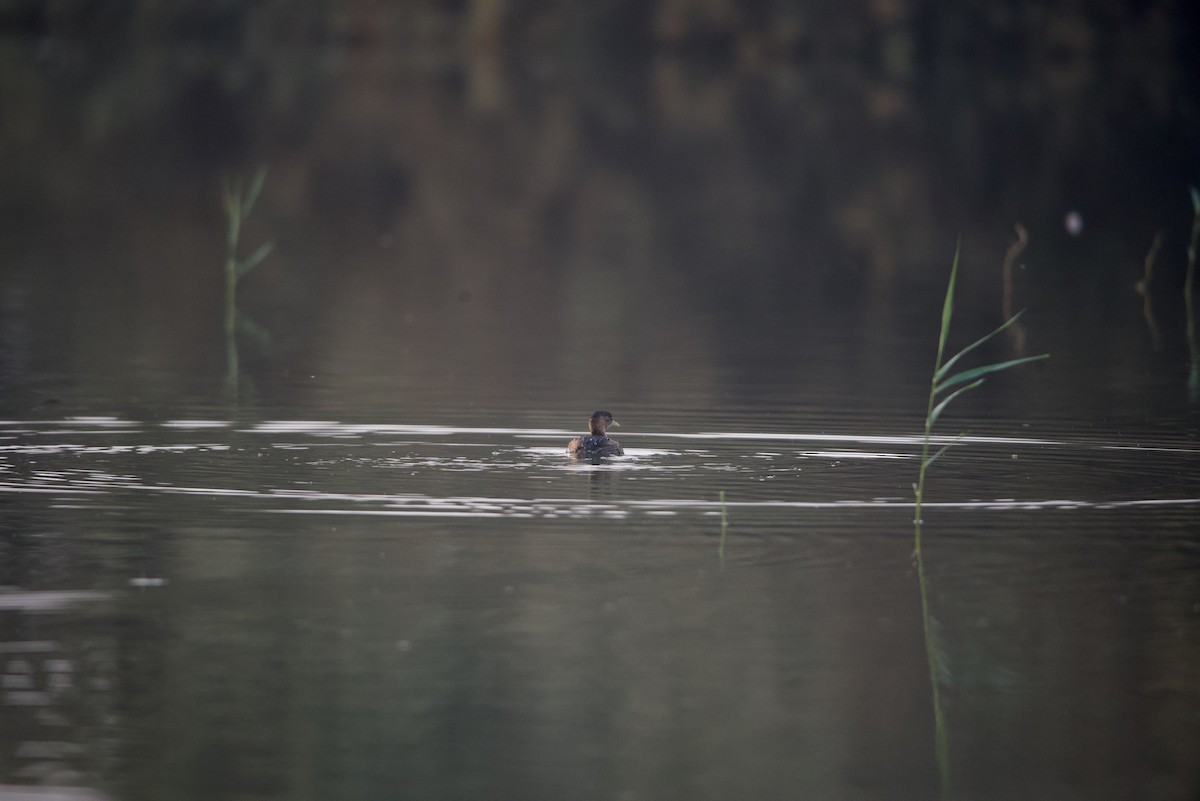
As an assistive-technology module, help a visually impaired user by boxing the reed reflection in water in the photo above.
[1,411,1198,799]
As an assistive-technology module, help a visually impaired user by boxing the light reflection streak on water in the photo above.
[234,421,1200,455]
[0,420,1197,516]
[0,471,1197,515]
[240,420,1062,448]
[0,416,137,428]
[161,420,233,429]
[2,418,1198,454]
[0,444,230,455]
[257,495,1200,518]
[0,591,113,611]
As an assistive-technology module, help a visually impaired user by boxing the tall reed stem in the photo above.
[913,237,1047,799]
[221,168,271,400]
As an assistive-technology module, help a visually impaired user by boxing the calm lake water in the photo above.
[2,402,1198,800]
[3,4,1200,800]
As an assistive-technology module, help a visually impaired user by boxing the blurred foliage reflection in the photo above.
[0,1,1196,415]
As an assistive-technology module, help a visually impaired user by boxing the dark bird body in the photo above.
[567,410,623,459]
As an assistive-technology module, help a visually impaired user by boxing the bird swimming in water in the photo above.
[567,410,624,459]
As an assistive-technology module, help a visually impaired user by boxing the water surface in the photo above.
[3,4,1200,798]
[2,408,1198,800]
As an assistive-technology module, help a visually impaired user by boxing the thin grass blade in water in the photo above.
[935,239,961,369]
[922,433,967,469]
[936,353,1050,393]
[237,314,272,349]
[915,239,1049,521]
[242,167,268,220]
[237,241,275,278]
[935,309,1029,383]
[929,379,985,427]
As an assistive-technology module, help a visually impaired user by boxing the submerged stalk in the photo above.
[718,490,728,563]
[915,534,950,798]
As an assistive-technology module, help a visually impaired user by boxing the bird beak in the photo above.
[611,420,620,427]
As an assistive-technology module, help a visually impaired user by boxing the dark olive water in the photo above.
[4,5,1200,800]
[2,406,1198,801]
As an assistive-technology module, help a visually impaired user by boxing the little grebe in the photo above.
[567,410,624,458]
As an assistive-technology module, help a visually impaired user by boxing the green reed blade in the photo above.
[922,433,967,468]
[236,313,271,349]
[929,379,984,427]
[937,353,1049,394]
[237,241,274,278]
[935,309,1028,383]
[935,238,961,371]
[242,167,268,220]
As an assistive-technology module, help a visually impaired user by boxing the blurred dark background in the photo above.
[0,0,1197,421]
